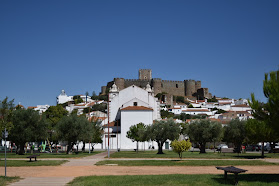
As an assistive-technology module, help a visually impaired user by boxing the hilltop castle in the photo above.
[100,69,212,106]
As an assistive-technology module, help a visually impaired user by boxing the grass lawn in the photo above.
[96,160,278,166]
[0,151,102,159]
[0,176,21,186]
[68,174,279,186]
[109,151,279,159]
[0,160,68,166]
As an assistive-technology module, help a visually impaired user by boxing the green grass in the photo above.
[0,151,102,159]
[0,176,21,186]
[96,160,278,166]
[109,151,279,159]
[0,160,68,166]
[68,174,279,186]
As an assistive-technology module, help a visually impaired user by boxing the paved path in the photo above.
[6,151,114,186]
[2,152,279,186]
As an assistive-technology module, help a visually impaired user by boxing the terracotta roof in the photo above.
[231,104,250,107]
[183,109,210,112]
[89,116,107,122]
[103,121,115,127]
[28,106,37,109]
[121,106,153,111]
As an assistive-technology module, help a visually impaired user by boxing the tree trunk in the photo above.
[214,141,216,153]
[18,142,25,155]
[157,142,164,154]
[82,141,85,152]
[261,141,265,158]
[199,143,206,153]
[67,142,72,154]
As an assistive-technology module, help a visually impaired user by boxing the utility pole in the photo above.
[107,93,110,158]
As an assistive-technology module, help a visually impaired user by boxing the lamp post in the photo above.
[107,93,110,158]
[2,128,8,177]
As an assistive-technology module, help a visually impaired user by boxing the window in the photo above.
[176,84,178,88]
[133,102,138,106]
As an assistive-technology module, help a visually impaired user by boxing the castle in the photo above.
[100,69,212,106]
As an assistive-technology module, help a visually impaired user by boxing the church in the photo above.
[102,83,161,150]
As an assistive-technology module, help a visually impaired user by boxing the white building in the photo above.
[28,105,50,114]
[57,90,73,104]
[103,83,161,150]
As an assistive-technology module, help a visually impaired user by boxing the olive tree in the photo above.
[146,119,180,154]
[126,122,147,152]
[188,120,222,153]
[9,108,48,155]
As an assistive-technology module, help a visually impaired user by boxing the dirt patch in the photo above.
[1,165,279,178]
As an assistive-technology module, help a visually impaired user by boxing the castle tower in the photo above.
[151,78,162,96]
[184,80,196,97]
[139,69,152,80]
[114,78,125,90]
[195,81,201,92]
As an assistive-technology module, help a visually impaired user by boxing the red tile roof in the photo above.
[231,104,250,107]
[121,106,153,111]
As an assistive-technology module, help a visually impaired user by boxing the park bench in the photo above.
[221,148,234,155]
[216,166,247,185]
[26,154,40,162]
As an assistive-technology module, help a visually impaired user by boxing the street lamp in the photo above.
[2,128,8,177]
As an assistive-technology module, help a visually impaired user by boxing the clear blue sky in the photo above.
[1,0,278,107]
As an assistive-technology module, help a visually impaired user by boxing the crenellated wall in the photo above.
[101,69,212,104]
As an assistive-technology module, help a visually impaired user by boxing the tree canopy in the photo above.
[250,70,279,135]
[126,122,147,151]
[0,97,14,133]
[9,108,48,154]
[223,118,246,153]
[56,113,91,154]
[171,139,192,159]
[187,119,222,153]
[146,119,180,154]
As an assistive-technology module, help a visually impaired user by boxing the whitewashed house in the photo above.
[102,83,161,150]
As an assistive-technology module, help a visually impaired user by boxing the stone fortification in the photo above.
[100,69,212,105]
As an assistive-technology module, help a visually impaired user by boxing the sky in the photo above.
[0,0,278,107]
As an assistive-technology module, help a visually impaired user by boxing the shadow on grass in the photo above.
[232,155,265,159]
[213,174,279,185]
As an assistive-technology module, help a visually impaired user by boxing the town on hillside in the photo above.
[7,69,260,153]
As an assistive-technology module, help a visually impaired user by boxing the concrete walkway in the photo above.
[7,151,114,186]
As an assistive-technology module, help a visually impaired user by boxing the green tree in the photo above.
[246,119,278,157]
[160,110,174,119]
[56,113,91,154]
[176,96,185,103]
[250,70,279,136]
[0,97,14,133]
[126,123,147,152]
[9,108,48,155]
[188,104,194,108]
[43,105,68,149]
[90,120,103,151]
[188,120,222,153]
[73,95,83,104]
[146,119,180,154]
[223,119,246,153]
[210,121,223,153]
[92,103,107,113]
[171,139,192,159]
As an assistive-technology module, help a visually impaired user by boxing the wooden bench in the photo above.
[216,166,247,185]
[221,148,234,155]
[26,154,40,162]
